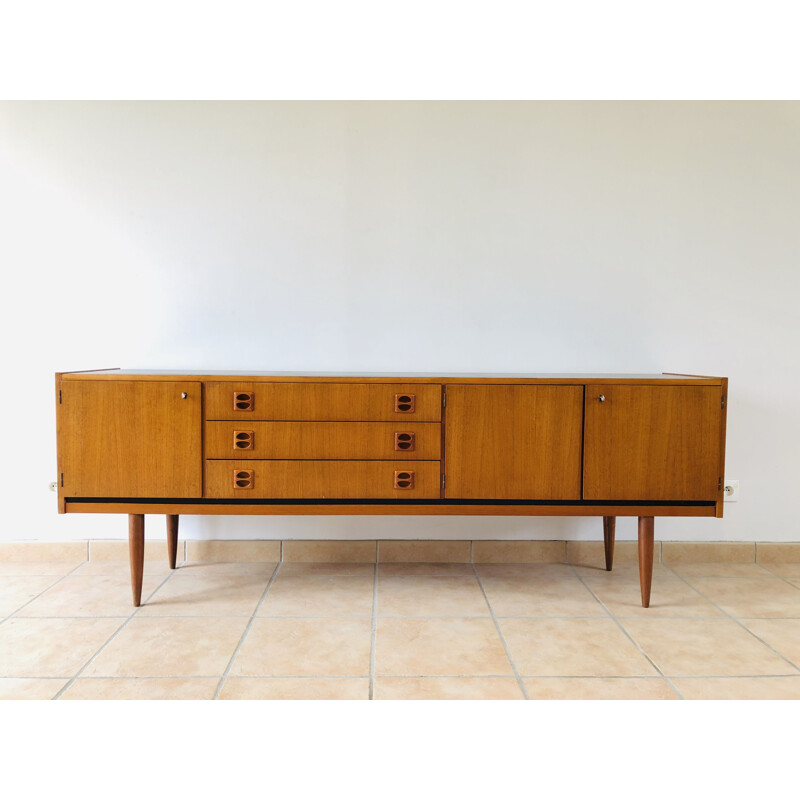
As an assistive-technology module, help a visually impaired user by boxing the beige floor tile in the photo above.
[378,576,488,617]
[580,577,723,618]
[0,576,64,616]
[230,618,372,677]
[567,540,644,567]
[59,677,219,700]
[756,543,800,564]
[571,563,673,580]
[667,562,775,578]
[619,618,796,676]
[258,575,374,617]
[176,561,278,577]
[473,541,565,564]
[379,541,471,563]
[282,540,376,563]
[17,575,163,617]
[279,562,375,577]
[0,561,86,577]
[671,677,800,700]
[741,619,800,666]
[219,677,369,699]
[662,542,755,564]
[186,540,280,563]
[476,563,577,579]
[760,564,800,579]
[89,540,183,562]
[0,617,123,677]
[72,560,174,577]
[0,542,88,562]
[375,618,512,676]
[0,678,69,699]
[82,617,248,677]
[374,677,524,700]
[379,563,475,577]
[684,577,800,618]
[524,677,679,700]
[139,574,268,617]
[481,575,603,617]
[500,618,657,677]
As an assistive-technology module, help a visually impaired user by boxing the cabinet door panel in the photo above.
[60,381,202,497]
[444,385,583,500]
[583,385,722,501]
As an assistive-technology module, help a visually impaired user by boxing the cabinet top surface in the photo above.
[58,369,725,384]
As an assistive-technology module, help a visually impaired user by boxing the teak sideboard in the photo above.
[55,370,728,608]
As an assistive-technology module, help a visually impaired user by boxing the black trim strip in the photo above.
[67,497,716,507]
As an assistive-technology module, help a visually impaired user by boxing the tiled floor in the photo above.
[2,557,800,700]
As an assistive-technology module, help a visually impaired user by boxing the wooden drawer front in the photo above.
[205,422,441,460]
[205,460,441,499]
[205,382,441,421]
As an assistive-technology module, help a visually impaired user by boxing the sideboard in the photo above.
[55,370,728,608]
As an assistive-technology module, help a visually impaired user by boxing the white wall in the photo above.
[1,101,797,543]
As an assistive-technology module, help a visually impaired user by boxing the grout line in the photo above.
[212,561,283,700]
[471,564,529,700]
[661,564,800,673]
[0,561,90,626]
[51,566,181,700]
[369,561,378,700]
[566,563,686,700]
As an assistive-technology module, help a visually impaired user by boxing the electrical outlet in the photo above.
[724,480,739,502]
[49,482,58,492]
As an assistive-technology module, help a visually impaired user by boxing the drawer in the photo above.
[204,382,441,421]
[205,421,441,460]
[205,460,441,499]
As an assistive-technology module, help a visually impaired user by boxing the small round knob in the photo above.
[181,392,188,399]
[598,394,606,402]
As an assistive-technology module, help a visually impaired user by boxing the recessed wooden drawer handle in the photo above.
[394,394,415,413]
[233,430,254,450]
[394,470,415,489]
[394,432,416,451]
[233,469,254,489]
[233,391,255,411]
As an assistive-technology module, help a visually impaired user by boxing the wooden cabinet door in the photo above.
[583,385,723,501]
[444,385,583,499]
[60,381,202,497]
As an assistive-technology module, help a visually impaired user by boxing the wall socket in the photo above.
[49,482,58,492]
[724,479,739,502]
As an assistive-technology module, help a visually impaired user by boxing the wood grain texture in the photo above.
[204,421,441,460]
[603,516,616,571]
[205,382,442,421]
[60,380,202,498]
[66,502,718,517]
[205,460,441,500]
[444,385,583,499]
[166,515,179,569]
[638,516,655,608]
[583,385,722,501]
[128,514,144,606]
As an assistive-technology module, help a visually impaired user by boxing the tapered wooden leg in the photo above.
[602,516,616,571]
[128,514,145,607]
[166,514,179,569]
[638,516,655,608]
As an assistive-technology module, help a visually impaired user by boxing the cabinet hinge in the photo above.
[60,473,64,487]
[59,389,62,404]
[721,394,726,410]
[441,474,446,489]
[442,391,446,408]
[718,477,722,491]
